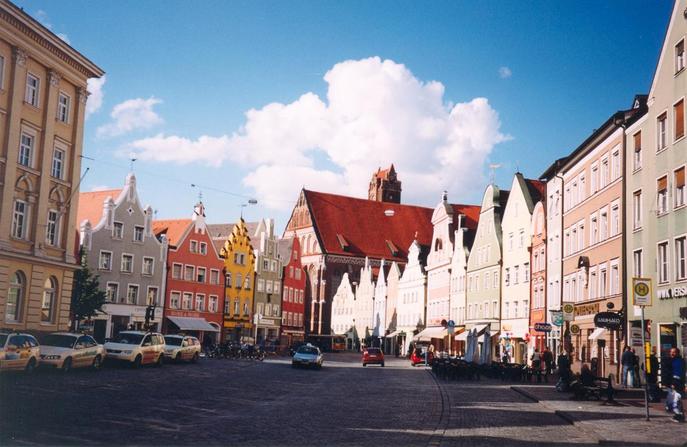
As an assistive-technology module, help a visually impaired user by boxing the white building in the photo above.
[396,240,428,355]
[330,272,356,348]
[353,258,375,344]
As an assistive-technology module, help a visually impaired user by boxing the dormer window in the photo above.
[386,240,399,257]
[336,234,349,251]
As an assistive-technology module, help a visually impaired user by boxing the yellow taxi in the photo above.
[104,331,165,368]
[0,332,40,373]
[163,335,201,363]
[40,332,106,371]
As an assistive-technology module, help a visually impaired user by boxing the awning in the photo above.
[387,330,406,338]
[455,331,470,342]
[472,324,489,336]
[167,316,219,332]
[413,326,448,341]
[589,327,606,340]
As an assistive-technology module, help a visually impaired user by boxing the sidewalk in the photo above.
[511,383,687,446]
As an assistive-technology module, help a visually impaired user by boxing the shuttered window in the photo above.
[675,99,685,140]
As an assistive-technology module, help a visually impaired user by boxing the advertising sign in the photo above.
[562,303,574,321]
[550,311,564,327]
[534,322,552,333]
[632,277,652,307]
[594,312,622,330]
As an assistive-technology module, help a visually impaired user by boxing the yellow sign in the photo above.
[632,277,652,307]
[562,303,574,321]
[570,324,580,335]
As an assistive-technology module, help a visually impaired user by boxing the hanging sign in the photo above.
[594,312,622,330]
[550,310,564,327]
[562,303,574,321]
[534,322,552,333]
[632,277,652,307]
[570,324,580,335]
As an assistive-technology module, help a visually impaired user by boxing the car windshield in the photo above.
[113,333,144,345]
[297,346,319,355]
[164,337,183,346]
[43,334,76,348]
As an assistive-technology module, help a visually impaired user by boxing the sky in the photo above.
[16,1,674,233]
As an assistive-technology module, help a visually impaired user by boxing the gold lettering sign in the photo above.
[574,303,599,317]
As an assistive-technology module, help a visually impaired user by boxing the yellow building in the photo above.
[214,219,256,342]
[0,0,104,334]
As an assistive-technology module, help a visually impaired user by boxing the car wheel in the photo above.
[155,354,164,367]
[62,357,72,372]
[92,355,103,371]
[175,353,182,363]
[363,363,367,367]
[381,362,385,367]
[25,357,37,374]
[191,352,199,364]
[132,355,142,369]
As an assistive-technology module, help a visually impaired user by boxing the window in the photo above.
[142,257,154,275]
[519,229,525,248]
[127,285,139,304]
[99,251,112,270]
[257,279,265,292]
[106,282,119,302]
[183,292,193,310]
[658,113,667,151]
[197,267,206,283]
[266,280,273,293]
[591,164,598,193]
[611,149,620,181]
[0,55,4,89]
[234,299,239,315]
[19,133,33,167]
[121,254,133,273]
[505,268,510,286]
[272,280,278,294]
[675,167,686,208]
[196,294,205,312]
[263,259,269,270]
[601,158,609,188]
[658,242,669,284]
[243,302,249,315]
[133,226,144,242]
[524,262,530,282]
[676,237,686,281]
[113,222,124,239]
[633,190,642,230]
[599,209,608,240]
[658,176,669,215]
[235,273,242,289]
[46,210,60,246]
[610,263,619,296]
[41,277,57,323]
[244,274,251,290]
[514,266,520,284]
[633,131,642,170]
[225,273,232,287]
[190,240,198,253]
[172,263,182,279]
[25,73,39,106]
[210,269,220,285]
[57,92,70,123]
[199,242,207,255]
[209,295,218,312]
[493,271,498,288]
[224,299,230,315]
[184,265,194,281]
[677,39,686,73]
[589,270,597,300]
[633,249,643,277]
[599,267,607,298]
[170,292,181,309]
[51,148,65,179]
[675,99,684,140]
[6,271,25,322]
[610,203,620,237]
[147,287,159,306]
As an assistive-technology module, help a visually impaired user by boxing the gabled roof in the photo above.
[76,189,123,226]
[303,189,435,263]
[449,204,481,230]
[524,178,545,204]
[152,219,193,247]
[277,238,293,263]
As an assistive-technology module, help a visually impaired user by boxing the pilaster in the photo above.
[63,86,87,264]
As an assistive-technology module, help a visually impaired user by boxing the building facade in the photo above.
[77,174,167,341]
[396,240,428,356]
[153,203,224,344]
[626,0,687,378]
[330,272,356,348]
[528,200,548,354]
[279,236,306,347]
[251,219,282,344]
[0,1,104,334]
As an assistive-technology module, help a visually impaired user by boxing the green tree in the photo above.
[71,250,107,330]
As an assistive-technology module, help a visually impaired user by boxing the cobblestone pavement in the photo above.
[1,354,684,446]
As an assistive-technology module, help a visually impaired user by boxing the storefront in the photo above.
[571,298,621,377]
[92,303,162,343]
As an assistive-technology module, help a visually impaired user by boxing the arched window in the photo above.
[41,277,58,323]
[6,271,25,322]
[434,238,443,251]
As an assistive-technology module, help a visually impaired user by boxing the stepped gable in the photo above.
[152,219,192,247]
[303,189,434,263]
[76,189,123,226]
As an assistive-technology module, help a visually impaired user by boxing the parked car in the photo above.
[163,335,201,363]
[40,333,105,371]
[291,343,323,369]
[362,347,385,367]
[0,332,40,373]
[104,331,165,368]
[410,347,433,366]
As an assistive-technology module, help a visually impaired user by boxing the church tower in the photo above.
[368,164,402,204]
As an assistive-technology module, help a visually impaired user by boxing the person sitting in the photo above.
[572,364,596,400]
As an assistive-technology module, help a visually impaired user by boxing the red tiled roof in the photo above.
[304,190,436,262]
[76,189,122,226]
[449,204,481,230]
[524,178,545,203]
[152,219,192,246]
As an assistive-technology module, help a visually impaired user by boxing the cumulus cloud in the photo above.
[97,97,163,138]
[36,10,70,44]
[129,57,510,209]
[86,76,106,118]
[498,66,512,79]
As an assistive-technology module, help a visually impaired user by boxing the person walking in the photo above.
[542,347,554,383]
[646,346,660,403]
[621,346,634,388]
[632,348,642,388]
[665,348,685,423]
[531,348,542,383]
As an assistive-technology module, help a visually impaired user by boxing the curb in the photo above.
[553,410,576,425]
[510,386,539,403]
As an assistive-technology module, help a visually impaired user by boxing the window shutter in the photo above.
[633,132,641,152]
[676,167,686,188]
[658,176,668,191]
[676,100,685,139]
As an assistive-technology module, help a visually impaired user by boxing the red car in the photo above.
[410,348,433,366]
[362,347,385,367]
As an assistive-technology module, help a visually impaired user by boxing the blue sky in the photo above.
[17,1,673,231]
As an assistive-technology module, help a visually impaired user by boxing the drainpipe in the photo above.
[555,163,567,360]
[614,112,629,381]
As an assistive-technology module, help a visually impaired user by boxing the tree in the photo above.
[71,249,107,330]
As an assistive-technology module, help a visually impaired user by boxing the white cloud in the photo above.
[86,76,106,118]
[498,66,512,79]
[128,57,510,210]
[97,97,163,138]
[35,10,70,44]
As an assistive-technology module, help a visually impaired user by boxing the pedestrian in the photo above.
[632,348,642,388]
[646,346,660,403]
[543,346,553,383]
[621,346,634,388]
[665,348,685,423]
[556,352,572,392]
[531,348,542,383]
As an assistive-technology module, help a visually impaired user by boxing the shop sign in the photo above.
[575,303,599,317]
[630,327,648,347]
[562,303,575,321]
[550,310,564,327]
[632,277,652,306]
[534,322,552,333]
[658,286,687,300]
[570,324,580,335]
[594,312,622,329]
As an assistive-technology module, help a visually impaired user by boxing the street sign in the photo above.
[594,312,622,330]
[550,310,564,327]
[570,324,580,335]
[447,320,455,335]
[562,303,574,321]
[632,277,652,307]
[534,322,552,333]
[631,327,649,347]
